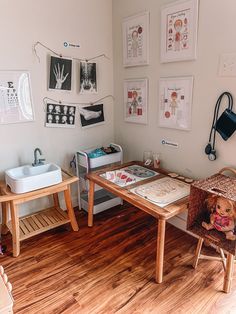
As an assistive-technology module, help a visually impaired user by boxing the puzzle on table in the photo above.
[130,177,190,207]
[100,165,159,187]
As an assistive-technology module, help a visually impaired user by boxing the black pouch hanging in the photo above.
[215,108,236,140]
[214,92,236,141]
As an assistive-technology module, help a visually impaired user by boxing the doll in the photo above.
[202,195,236,240]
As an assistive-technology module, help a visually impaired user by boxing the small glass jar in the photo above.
[153,153,161,168]
[143,151,153,166]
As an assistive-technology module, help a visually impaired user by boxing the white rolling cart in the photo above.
[76,143,123,214]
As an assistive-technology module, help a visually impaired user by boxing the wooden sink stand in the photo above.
[0,170,79,257]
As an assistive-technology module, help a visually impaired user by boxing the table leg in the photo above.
[88,180,95,227]
[64,187,79,231]
[156,219,166,283]
[1,202,9,235]
[223,253,234,293]
[10,201,20,257]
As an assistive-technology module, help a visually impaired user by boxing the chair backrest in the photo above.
[219,167,236,176]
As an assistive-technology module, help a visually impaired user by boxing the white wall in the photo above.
[112,0,236,180]
[0,0,114,215]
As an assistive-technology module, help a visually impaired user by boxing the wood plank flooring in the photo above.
[1,204,236,314]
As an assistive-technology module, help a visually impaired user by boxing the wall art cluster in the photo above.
[49,56,97,94]
[122,0,198,129]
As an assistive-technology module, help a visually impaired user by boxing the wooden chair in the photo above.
[0,265,14,313]
[192,167,236,293]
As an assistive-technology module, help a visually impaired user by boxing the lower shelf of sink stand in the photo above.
[6,207,70,241]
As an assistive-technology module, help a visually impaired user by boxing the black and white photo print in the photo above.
[45,103,76,128]
[49,56,72,91]
[80,62,97,94]
[79,103,104,128]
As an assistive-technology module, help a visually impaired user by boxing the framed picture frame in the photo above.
[124,78,148,124]
[45,103,76,128]
[159,76,193,130]
[80,62,97,94]
[0,71,34,124]
[122,12,149,67]
[79,103,105,128]
[49,56,72,91]
[160,0,199,63]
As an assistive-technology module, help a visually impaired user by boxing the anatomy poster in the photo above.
[45,103,76,128]
[160,0,198,62]
[0,71,34,124]
[49,56,72,91]
[122,12,149,67]
[80,62,97,94]
[124,79,148,124]
[166,9,190,52]
[79,104,104,128]
[159,76,193,130]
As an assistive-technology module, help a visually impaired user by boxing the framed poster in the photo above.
[160,0,199,63]
[45,103,76,128]
[49,56,72,91]
[122,12,149,67]
[0,71,34,124]
[79,104,105,128]
[124,78,148,124]
[80,62,97,94]
[159,76,193,130]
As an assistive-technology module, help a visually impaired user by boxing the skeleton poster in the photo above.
[80,62,97,94]
[49,56,72,91]
[79,104,104,128]
[45,103,76,128]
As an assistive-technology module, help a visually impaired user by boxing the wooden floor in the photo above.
[1,204,236,314]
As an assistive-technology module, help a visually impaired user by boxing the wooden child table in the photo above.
[86,161,190,283]
[0,170,79,257]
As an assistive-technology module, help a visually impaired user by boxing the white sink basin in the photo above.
[5,163,62,194]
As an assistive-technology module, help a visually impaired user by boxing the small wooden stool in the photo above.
[0,170,79,257]
[192,167,236,293]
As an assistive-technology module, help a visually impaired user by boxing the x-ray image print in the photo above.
[79,103,104,128]
[80,62,97,94]
[45,103,75,128]
[49,56,72,91]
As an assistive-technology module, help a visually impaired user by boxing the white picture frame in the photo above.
[124,78,148,124]
[122,12,149,67]
[0,71,34,125]
[160,0,199,63]
[159,76,193,130]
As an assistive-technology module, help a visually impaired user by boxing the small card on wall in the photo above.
[79,103,104,128]
[45,103,76,128]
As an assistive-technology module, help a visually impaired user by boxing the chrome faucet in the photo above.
[32,148,45,166]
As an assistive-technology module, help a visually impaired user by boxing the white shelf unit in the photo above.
[76,143,123,214]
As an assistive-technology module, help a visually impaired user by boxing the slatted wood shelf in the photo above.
[7,207,70,241]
